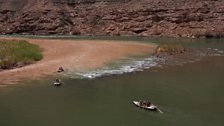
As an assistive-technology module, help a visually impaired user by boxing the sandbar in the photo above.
[0,38,156,86]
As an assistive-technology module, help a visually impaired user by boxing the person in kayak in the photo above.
[55,78,61,83]
[146,102,151,107]
[57,66,64,73]
[139,100,143,106]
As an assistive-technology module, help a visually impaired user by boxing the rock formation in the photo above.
[0,0,223,38]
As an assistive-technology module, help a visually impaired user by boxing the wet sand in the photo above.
[0,38,156,86]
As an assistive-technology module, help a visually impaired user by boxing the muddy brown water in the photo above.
[0,36,223,126]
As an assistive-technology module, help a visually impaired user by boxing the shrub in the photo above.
[155,43,186,55]
[0,39,43,69]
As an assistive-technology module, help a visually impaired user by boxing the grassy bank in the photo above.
[0,39,43,70]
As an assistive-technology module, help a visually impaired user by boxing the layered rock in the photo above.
[0,0,223,38]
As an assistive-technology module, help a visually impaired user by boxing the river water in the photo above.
[0,36,224,126]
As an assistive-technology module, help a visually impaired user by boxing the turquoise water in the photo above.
[0,37,224,126]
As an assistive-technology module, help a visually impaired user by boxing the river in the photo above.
[0,36,223,126]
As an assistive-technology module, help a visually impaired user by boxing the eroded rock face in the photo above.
[0,0,223,38]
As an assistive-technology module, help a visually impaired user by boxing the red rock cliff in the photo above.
[0,0,223,38]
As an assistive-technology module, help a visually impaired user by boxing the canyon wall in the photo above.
[0,0,223,38]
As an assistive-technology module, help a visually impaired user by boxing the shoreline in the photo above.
[0,37,156,86]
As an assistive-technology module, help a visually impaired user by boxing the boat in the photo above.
[57,69,64,73]
[54,82,62,86]
[57,67,64,73]
[133,100,157,111]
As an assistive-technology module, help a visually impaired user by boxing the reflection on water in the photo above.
[0,37,224,126]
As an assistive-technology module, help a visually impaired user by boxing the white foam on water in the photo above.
[64,48,224,79]
[76,56,160,79]
[218,50,224,54]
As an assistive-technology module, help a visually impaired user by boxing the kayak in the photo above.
[133,101,157,110]
[57,70,64,73]
[54,82,62,86]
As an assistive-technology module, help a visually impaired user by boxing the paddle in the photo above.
[157,107,164,114]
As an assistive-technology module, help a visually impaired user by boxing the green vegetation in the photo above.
[156,43,186,55]
[0,39,43,70]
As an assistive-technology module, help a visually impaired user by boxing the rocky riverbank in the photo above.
[153,43,224,66]
[0,0,223,38]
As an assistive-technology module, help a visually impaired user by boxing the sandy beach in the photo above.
[0,38,156,86]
